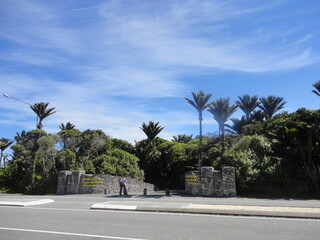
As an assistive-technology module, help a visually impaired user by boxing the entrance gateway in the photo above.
[57,167,236,197]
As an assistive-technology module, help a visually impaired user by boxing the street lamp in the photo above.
[3,93,32,106]
[3,93,38,129]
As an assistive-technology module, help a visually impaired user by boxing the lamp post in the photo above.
[3,93,38,129]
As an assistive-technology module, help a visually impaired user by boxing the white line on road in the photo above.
[0,227,150,240]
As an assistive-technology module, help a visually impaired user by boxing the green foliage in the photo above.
[93,149,144,180]
[82,157,95,174]
[3,128,146,194]
[225,116,247,135]
[212,135,282,194]
[59,122,75,130]
[58,128,81,150]
[135,137,197,188]
[59,128,81,137]
[92,155,117,175]
[56,149,77,171]
[238,108,320,196]
[108,149,144,180]
[27,129,48,137]
[76,129,112,162]
[172,134,193,143]
[111,138,134,154]
[0,137,14,168]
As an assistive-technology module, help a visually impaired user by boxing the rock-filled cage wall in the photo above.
[185,166,237,197]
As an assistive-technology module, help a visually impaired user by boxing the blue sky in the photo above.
[1,0,320,143]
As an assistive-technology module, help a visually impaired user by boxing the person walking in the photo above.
[119,175,128,196]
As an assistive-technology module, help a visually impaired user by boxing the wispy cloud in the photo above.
[93,0,318,72]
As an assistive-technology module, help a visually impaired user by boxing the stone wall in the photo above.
[57,171,156,195]
[185,166,236,197]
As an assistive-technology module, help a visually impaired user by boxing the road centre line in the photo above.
[1,205,320,222]
[0,227,150,240]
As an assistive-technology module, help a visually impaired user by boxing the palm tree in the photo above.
[312,80,320,97]
[185,90,212,171]
[236,94,260,119]
[30,102,56,129]
[140,121,164,142]
[225,116,247,135]
[0,138,14,168]
[59,122,75,130]
[208,98,238,152]
[172,134,193,143]
[259,96,286,119]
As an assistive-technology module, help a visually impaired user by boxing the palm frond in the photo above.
[259,95,286,119]
[312,81,320,97]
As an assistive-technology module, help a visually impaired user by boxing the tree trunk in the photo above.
[220,124,225,156]
[198,112,203,172]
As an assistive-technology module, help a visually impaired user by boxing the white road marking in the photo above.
[0,227,150,240]
[0,199,54,206]
[91,203,137,210]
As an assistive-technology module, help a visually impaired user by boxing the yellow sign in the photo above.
[185,175,199,185]
[82,178,104,187]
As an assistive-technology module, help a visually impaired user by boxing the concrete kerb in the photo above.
[90,201,320,219]
[182,204,320,218]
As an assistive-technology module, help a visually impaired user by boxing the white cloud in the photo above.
[93,0,318,73]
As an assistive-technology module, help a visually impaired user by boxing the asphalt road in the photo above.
[1,194,320,240]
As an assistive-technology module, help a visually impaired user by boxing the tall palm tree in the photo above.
[0,138,14,168]
[172,134,193,143]
[59,122,75,130]
[185,90,212,171]
[259,96,286,119]
[30,102,56,129]
[236,94,260,119]
[185,91,212,140]
[208,98,238,152]
[312,80,320,97]
[140,121,164,142]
